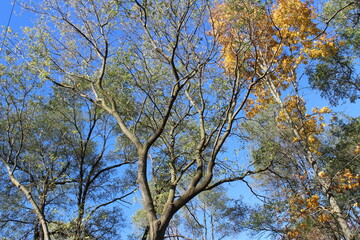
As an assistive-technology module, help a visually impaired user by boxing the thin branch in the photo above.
[87,190,135,218]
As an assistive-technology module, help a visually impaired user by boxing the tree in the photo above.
[0,48,133,239]
[17,0,270,239]
[159,186,246,240]
[241,108,359,239]
[45,89,134,240]
[212,0,358,239]
[0,52,54,239]
[177,187,246,240]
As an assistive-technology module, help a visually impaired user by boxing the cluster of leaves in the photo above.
[211,0,338,118]
[277,97,331,156]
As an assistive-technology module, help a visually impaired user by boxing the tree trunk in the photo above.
[6,169,51,240]
[327,192,356,240]
[148,220,163,240]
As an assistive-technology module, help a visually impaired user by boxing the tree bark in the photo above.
[6,170,51,240]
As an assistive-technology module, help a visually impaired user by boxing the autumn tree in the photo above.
[241,108,359,239]
[212,0,358,239]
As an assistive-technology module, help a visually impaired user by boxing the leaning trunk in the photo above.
[327,190,356,240]
[266,79,356,240]
[6,168,51,240]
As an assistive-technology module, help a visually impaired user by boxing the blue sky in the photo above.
[1,1,359,239]
[1,0,30,32]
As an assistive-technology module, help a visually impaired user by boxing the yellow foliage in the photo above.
[286,193,335,239]
[274,96,331,156]
[306,195,320,208]
[318,171,326,178]
[332,169,360,193]
[273,0,319,40]
[312,106,332,114]
[307,135,317,144]
[287,229,300,239]
[211,0,338,120]
[318,213,332,223]
[355,144,360,154]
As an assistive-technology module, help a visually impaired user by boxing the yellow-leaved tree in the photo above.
[212,0,358,239]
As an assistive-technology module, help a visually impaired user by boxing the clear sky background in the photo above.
[1,1,358,239]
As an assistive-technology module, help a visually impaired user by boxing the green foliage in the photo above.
[0,52,130,239]
[307,0,360,105]
[320,116,360,172]
[307,50,359,106]
[172,186,247,240]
